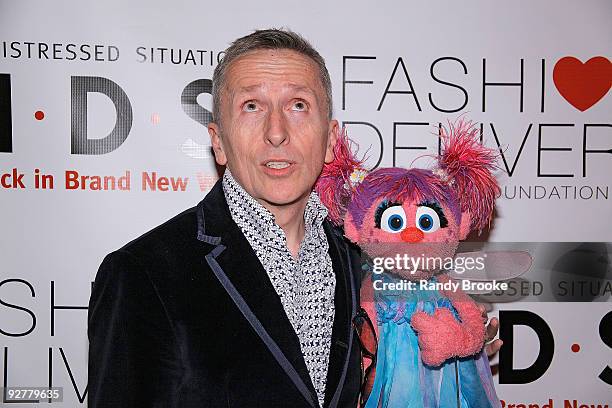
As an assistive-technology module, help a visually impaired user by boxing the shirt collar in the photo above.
[222,169,328,240]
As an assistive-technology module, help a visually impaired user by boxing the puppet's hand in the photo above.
[411,276,487,366]
[411,308,464,366]
[447,298,487,357]
[438,274,488,357]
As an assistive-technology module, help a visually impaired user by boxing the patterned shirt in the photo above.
[222,169,336,407]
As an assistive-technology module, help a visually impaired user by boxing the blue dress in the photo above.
[365,272,501,408]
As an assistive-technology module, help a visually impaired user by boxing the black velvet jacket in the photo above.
[87,180,362,408]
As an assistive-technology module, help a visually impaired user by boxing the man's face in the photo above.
[208,49,338,209]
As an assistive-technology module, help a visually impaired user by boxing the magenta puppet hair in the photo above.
[347,167,459,231]
[316,129,458,229]
[315,127,365,225]
[437,118,501,233]
[316,120,500,233]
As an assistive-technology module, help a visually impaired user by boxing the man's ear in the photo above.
[459,211,472,240]
[344,212,360,243]
[208,122,228,166]
[324,120,339,164]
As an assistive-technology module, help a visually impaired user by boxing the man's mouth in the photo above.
[264,161,291,169]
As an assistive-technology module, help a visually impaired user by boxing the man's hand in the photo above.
[477,302,503,359]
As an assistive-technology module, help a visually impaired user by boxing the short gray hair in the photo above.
[212,28,333,125]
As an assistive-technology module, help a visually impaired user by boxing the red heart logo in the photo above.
[553,56,611,111]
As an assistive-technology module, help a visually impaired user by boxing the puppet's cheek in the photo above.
[421,226,459,243]
[363,228,404,244]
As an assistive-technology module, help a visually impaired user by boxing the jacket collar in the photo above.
[194,179,356,408]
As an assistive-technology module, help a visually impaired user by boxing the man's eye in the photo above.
[291,100,307,111]
[243,101,258,112]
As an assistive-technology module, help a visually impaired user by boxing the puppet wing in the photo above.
[448,250,532,294]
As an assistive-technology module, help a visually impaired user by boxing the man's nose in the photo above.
[265,107,289,147]
[401,227,424,243]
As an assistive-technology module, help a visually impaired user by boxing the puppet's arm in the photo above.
[410,274,486,366]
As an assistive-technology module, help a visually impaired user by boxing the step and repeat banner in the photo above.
[1,0,610,406]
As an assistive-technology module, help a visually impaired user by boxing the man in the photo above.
[88,28,361,408]
[88,29,500,408]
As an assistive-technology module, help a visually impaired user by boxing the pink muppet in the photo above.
[316,120,502,407]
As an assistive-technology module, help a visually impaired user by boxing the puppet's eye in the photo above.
[380,206,407,233]
[415,206,441,233]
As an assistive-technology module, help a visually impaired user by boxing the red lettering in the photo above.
[157,176,169,191]
[0,168,25,188]
[65,170,79,189]
[142,171,188,191]
[171,177,188,191]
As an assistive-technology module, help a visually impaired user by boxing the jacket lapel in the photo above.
[196,180,319,407]
[322,221,357,408]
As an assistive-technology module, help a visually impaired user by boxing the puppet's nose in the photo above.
[401,227,424,242]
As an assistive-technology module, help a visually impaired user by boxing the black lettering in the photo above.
[52,43,62,59]
[540,59,546,113]
[429,57,468,113]
[378,57,421,111]
[0,279,36,337]
[341,121,384,169]
[65,43,77,60]
[482,58,524,112]
[9,41,21,58]
[23,42,34,58]
[136,46,146,62]
[38,42,49,59]
[499,310,554,384]
[181,78,213,127]
[50,281,88,336]
[108,45,119,61]
[488,122,532,177]
[0,74,12,153]
[392,122,429,166]
[94,44,104,61]
[79,44,91,61]
[342,56,376,110]
[49,348,88,403]
[71,76,133,154]
[3,348,38,403]
[582,124,612,177]
[537,123,574,177]
[599,311,612,385]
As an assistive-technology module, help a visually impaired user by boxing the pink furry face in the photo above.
[356,197,464,279]
[361,198,459,243]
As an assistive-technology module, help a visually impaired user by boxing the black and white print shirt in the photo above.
[222,169,336,407]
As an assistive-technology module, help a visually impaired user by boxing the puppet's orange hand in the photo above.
[438,274,492,357]
[411,297,487,367]
[449,299,487,357]
[411,308,464,366]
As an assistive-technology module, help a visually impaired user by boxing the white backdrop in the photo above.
[1,0,611,406]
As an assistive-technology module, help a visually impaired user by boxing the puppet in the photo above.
[316,120,504,407]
